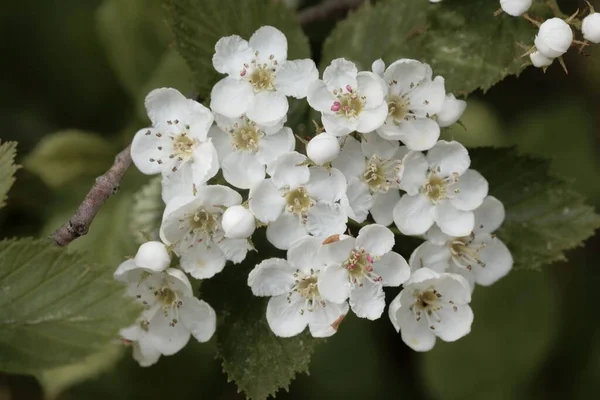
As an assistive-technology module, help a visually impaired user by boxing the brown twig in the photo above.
[298,0,364,26]
[51,145,132,246]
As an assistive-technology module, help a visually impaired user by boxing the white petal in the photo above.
[146,311,190,355]
[179,298,217,342]
[434,305,474,342]
[246,91,289,127]
[308,323,337,338]
[473,196,505,234]
[405,267,441,286]
[409,241,451,273]
[356,71,385,108]
[266,212,307,250]
[370,190,400,226]
[318,235,356,265]
[248,258,295,296]
[306,201,347,238]
[342,179,373,223]
[389,291,437,351]
[161,163,195,203]
[179,242,227,280]
[436,94,467,127]
[471,236,513,286]
[318,265,351,303]
[249,179,285,222]
[392,117,441,151]
[398,151,428,195]
[371,58,385,76]
[306,166,347,202]
[323,58,358,91]
[114,259,140,282]
[219,238,252,263]
[331,136,365,180]
[349,280,385,320]
[132,341,161,367]
[266,294,308,337]
[360,131,400,159]
[267,151,309,189]
[383,59,431,95]
[373,251,410,286]
[212,35,253,76]
[249,26,288,63]
[408,76,446,116]
[287,236,323,273]
[321,113,358,137]
[308,301,349,337]
[306,80,337,113]
[210,77,253,118]
[191,140,220,185]
[356,224,394,256]
[393,194,435,235]
[207,123,234,159]
[255,127,295,165]
[450,169,489,211]
[134,241,170,272]
[131,128,170,175]
[159,195,197,244]
[433,201,475,237]
[222,151,265,189]
[356,102,388,133]
[424,225,452,245]
[275,59,319,98]
[186,100,214,141]
[426,140,470,178]
[144,88,189,129]
[436,273,472,304]
[195,184,242,208]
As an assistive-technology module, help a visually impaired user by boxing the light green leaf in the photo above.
[166,0,311,99]
[202,240,319,400]
[0,238,140,375]
[322,0,554,94]
[470,147,600,270]
[129,176,163,244]
[0,141,19,209]
[25,131,115,189]
[420,271,559,400]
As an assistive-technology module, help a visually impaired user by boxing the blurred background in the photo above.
[1,0,600,399]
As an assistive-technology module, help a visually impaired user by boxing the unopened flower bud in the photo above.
[582,13,600,43]
[135,241,171,271]
[499,0,532,17]
[306,132,340,165]
[222,205,256,239]
[529,51,553,68]
[534,18,573,59]
[436,94,467,128]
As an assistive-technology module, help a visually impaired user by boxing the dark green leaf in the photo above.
[0,141,19,209]
[0,238,140,374]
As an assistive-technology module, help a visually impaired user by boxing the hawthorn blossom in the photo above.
[388,268,473,351]
[160,185,253,279]
[115,241,216,366]
[375,59,446,151]
[307,58,388,136]
[209,113,294,189]
[131,88,218,201]
[409,196,513,289]
[332,133,405,225]
[248,236,349,337]
[318,225,410,320]
[210,26,318,126]
[249,152,347,250]
[393,140,489,237]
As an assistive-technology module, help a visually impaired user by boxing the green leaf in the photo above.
[129,176,163,244]
[0,141,19,209]
[419,271,559,400]
[25,131,115,189]
[202,239,319,399]
[470,147,600,270]
[166,0,311,99]
[321,0,553,94]
[0,238,140,375]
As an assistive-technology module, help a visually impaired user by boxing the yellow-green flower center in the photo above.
[285,187,314,216]
[232,124,262,152]
[388,95,410,120]
[189,209,219,237]
[249,66,275,92]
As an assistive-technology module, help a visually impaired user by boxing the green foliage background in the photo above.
[2,0,600,399]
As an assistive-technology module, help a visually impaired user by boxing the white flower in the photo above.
[248,236,349,337]
[534,18,573,59]
[222,205,256,239]
[333,133,405,225]
[436,94,466,128]
[375,59,446,151]
[209,113,294,189]
[115,242,216,366]
[249,152,348,250]
[131,88,218,201]
[409,196,513,289]
[307,58,388,137]
[582,12,600,43]
[393,140,489,237]
[530,51,554,68]
[317,225,410,320]
[210,26,318,126]
[499,0,532,16]
[388,268,473,351]
[306,132,341,166]
[160,185,253,279]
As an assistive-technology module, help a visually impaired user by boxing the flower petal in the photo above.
[331,136,365,180]
[373,251,410,286]
[256,127,295,165]
[391,117,441,151]
[398,151,428,195]
[266,151,309,189]
[434,305,474,342]
[249,179,285,222]
[323,58,358,91]
[356,102,388,133]
[370,190,400,226]
[266,294,308,337]
[349,280,385,320]
[409,241,452,273]
[356,224,394,256]
[249,26,288,63]
[433,201,475,237]
[218,238,252,263]
[321,113,357,137]
[360,132,400,159]
[212,35,253,76]
[426,140,470,178]
[473,196,505,234]
[436,273,472,304]
[450,169,489,211]
[318,265,351,303]
[179,298,217,342]
[356,71,385,108]
[222,151,265,189]
[306,201,347,238]
[191,140,220,186]
[424,225,452,245]
[207,124,234,160]
[393,194,435,235]
[185,100,214,141]
[132,341,161,367]
[144,88,189,129]
[248,258,295,296]
[471,235,513,286]
[146,311,190,356]
[307,80,337,113]
[195,184,242,208]
[210,77,253,118]
[287,235,323,273]
[179,242,227,280]
[275,59,318,98]
[318,235,356,265]
[383,59,431,95]
[306,166,347,202]
[131,128,171,175]
[342,178,373,223]
[408,76,446,116]
[246,91,289,127]
[266,212,308,250]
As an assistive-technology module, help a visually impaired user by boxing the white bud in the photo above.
[306,132,340,165]
[529,51,554,68]
[499,0,532,17]
[582,13,600,43]
[371,58,385,76]
[222,205,256,239]
[534,18,573,58]
[436,94,467,128]
[134,241,170,272]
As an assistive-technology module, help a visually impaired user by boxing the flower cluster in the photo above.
[118,25,514,365]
